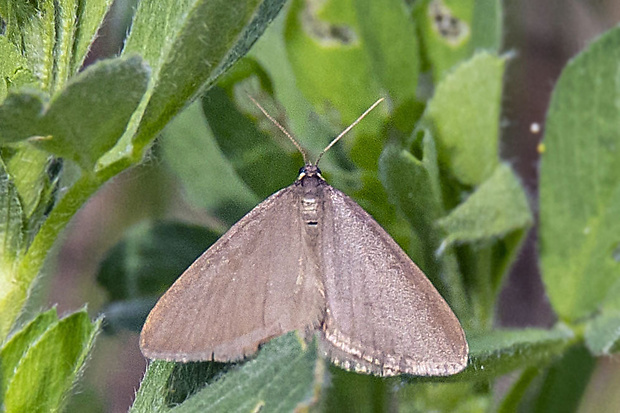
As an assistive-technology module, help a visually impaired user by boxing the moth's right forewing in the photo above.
[140,185,325,362]
[319,186,468,376]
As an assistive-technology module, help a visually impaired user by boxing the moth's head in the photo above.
[297,164,323,183]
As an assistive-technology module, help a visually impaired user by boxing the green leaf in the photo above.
[120,0,287,166]
[1,173,101,342]
[71,0,114,73]
[131,332,319,413]
[161,101,259,224]
[0,0,56,90]
[35,56,150,170]
[378,130,447,288]
[0,37,35,100]
[130,360,177,413]
[438,164,532,246]
[97,220,219,301]
[446,326,576,381]
[422,52,504,186]
[53,0,79,92]
[0,91,47,143]
[414,0,502,81]
[0,56,150,171]
[539,26,620,322]
[203,86,301,200]
[433,164,531,328]
[0,0,112,93]
[2,309,101,413]
[0,157,25,266]
[0,308,58,397]
[585,309,620,355]
[5,144,56,221]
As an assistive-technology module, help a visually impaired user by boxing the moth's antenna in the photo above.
[247,94,309,165]
[315,97,385,166]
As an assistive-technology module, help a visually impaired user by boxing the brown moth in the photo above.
[140,98,468,376]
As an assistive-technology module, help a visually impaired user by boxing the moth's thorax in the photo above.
[296,164,326,234]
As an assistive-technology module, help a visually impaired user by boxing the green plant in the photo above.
[0,0,618,411]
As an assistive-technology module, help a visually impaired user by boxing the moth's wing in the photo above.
[319,186,468,376]
[140,185,325,362]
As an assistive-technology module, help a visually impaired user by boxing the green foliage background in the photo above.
[0,0,619,411]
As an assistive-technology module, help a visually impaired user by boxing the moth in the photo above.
[140,98,468,376]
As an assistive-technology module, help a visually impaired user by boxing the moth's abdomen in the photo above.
[298,174,325,233]
[301,194,320,226]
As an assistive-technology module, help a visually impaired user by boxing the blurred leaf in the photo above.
[131,332,319,413]
[203,86,301,199]
[378,130,446,287]
[321,367,390,412]
[118,0,287,168]
[97,221,219,301]
[422,52,504,187]
[161,101,259,224]
[471,0,502,51]
[0,56,150,171]
[101,298,158,333]
[380,129,442,250]
[285,0,415,122]
[352,0,419,108]
[414,0,502,81]
[284,0,415,169]
[497,367,540,413]
[438,164,532,246]
[445,326,576,382]
[71,0,114,72]
[539,26,620,322]
[525,346,596,413]
[378,129,470,323]
[398,381,490,413]
[2,309,101,413]
[0,308,58,397]
[249,11,335,159]
[63,386,106,413]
